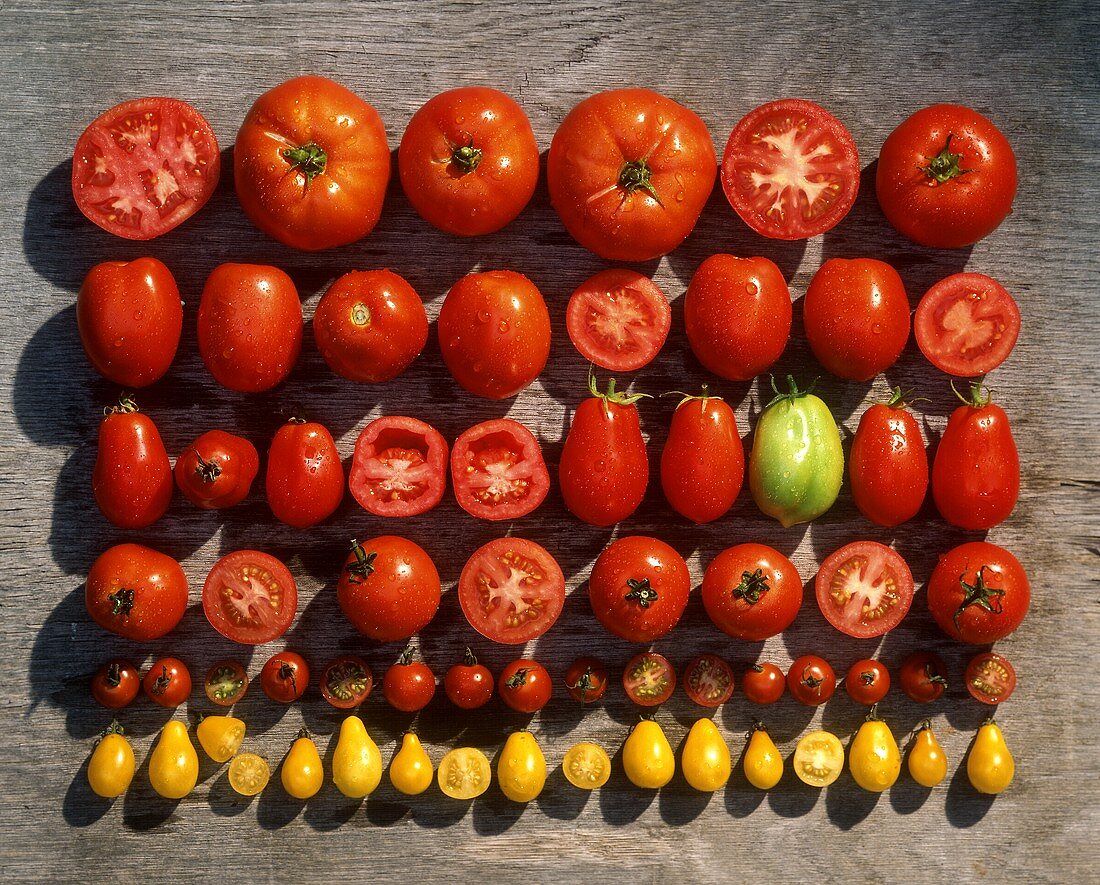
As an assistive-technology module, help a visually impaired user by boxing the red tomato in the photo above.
[261,651,309,703]
[876,104,1017,249]
[932,385,1019,530]
[844,659,891,705]
[622,652,676,707]
[815,541,914,638]
[235,75,390,250]
[85,543,188,641]
[548,88,716,261]
[965,652,1016,705]
[399,86,539,236]
[202,550,298,645]
[349,416,448,517]
[91,660,141,710]
[849,391,929,526]
[444,648,494,710]
[204,660,249,707]
[174,430,259,510]
[438,270,550,400]
[143,657,192,708]
[926,541,1030,644]
[265,419,344,528]
[588,536,690,643]
[899,652,948,703]
[197,263,303,393]
[498,659,552,713]
[320,655,373,709]
[682,655,735,708]
[565,269,671,372]
[803,258,910,381]
[684,254,791,380]
[787,655,836,706]
[701,544,802,641]
[458,538,564,645]
[721,99,859,240]
[312,270,428,383]
[660,390,744,523]
[77,258,182,387]
[92,396,172,529]
[382,649,436,712]
[742,663,785,705]
[450,418,549,521]
[915,273,1021,377]
[559,372,649,526]
[336,537,441,643]
[71,97,220,240]
[564,658,608,704]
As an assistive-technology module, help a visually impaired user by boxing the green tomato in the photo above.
[749,376,843,526]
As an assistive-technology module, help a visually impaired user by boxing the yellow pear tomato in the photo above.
[743,722,783,790]
[848,707,901,792]
[332,715,382,799]
[389,732,433,796]
[87,722,135,798]
[622,719,674,789]
[497,731,547,803]
[281,730,323,800]
[681,718,731,792]
[967,719,1015,795]
[907,720,948,788]
[149,720,199,800]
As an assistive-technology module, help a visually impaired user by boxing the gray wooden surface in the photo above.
[2,0,1098,882]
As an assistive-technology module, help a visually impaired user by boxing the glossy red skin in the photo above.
[899,652,948,702]
[265,420,344,528]
[450,418,549,521]
[313,270,428,383]
[849,402,929,526]
[965,652,1017,705]
[77,258,182,386]
[588,536,690,643]
[742,663,785,704]
[86,543,188,641]
[564,658,608,704]
[701,544,802,641]
[786,655,836,706]
[175,430,259,509]
[438,271,550,400]
[444,657,494,710]
[349,416,449,517]
[92,660,141,710]
[927,541,1030,644]
[682,655,735,708]
[565,269,671,372]
[336,536,441,643]
[235,76,390,251]
[261,651,309,703]
[623,652,676,707]
[498,659,552,713]
[399,87,539,236]
[915,272,1021,377]
[93,407,172,529]
[320,655,374,709]
[876,104,1017,249]
[143,657,191,708]
[932,400,1019,529]
[202,550,298,645]
[804,258,910,381]
[198,263,303,393]
[660,396,744,523]
[684,254,791,381]
[845,659,891,705]
[383,660,437,712]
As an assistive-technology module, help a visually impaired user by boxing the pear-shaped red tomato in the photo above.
[849,390,929,526]
[265,419,344,528]
[93,396,172,528]
[660,389,743,523]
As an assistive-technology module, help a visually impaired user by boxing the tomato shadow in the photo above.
[723,736,768,818]
[471,763,527,833]
[596,738,657,825]
[62,752,113,827]
[255,751,307,830]
[120,744,184,831]
[944,745,995,828]
[765,776,820,817]
[535,765,592,820]
[824,775,881,828]
[361,793,414,828]
[207,767,254,818]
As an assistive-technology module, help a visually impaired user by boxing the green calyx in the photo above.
[920,134,971,184]
[587,366,651,409]
[766,374,818,409]
[346,539,378,583]
[450,138,482,174]
[624,577,658,609]
[617,159,662,205]
[283,142,328,183]
[731,568,770,606]
[953,565,1005,632]
[665,383,722,411]
[950,379,992,409]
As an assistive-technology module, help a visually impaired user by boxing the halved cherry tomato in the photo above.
[202,550,298,645]
[815,542,914,638]
[849,390,929,527]
[787,655,836,706]
[623,652,676,707]
[588,536,690,643]
[498,659,552,713]
[93,396,173,529]
[204,660,248,707]
[261,651,309,703]
[175,430,259,510]
[336,537,441,642]
[965,652,1016,705]
[92,660,141,710]
[927,541,1030,644]
[565,269,671,372]
[444,648,494,710]
[382,649,436,712]
[564,658,608,704]
[701,543,802,641]
[349,416,448,517]
[85,542,189,641]
[845,659,891,705]
[742,663,785,705]
[682,655,735,708]
[450,418,549,521]
[900,652,948,703]
[915,273,1021,377]
[320,655,373,709]
[265,418,344,528]
[143,657,191,708]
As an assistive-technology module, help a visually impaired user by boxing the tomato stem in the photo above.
[953,565,1006,632]
[617,159,662,205]
[731,568,770,605]
[505,667,532,688]
[194,452,222,483]
[664,384,722,410]
[104,393,138,417]
[766,374,817,408]
[450,138,482,175]
[105,662,122,688]
[624,577,658,609]
[920,134,971,184]
[865,703,882,722]
[950,378,991,408]
[283,143,328,183]
[346,539,378,582]
[750,719,768,735]
[567,668,596,700]
[108,587,135,617]
[462,647,478,667]
[397,647,414,666]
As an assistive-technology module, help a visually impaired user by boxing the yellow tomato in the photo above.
[907,721,948,788]
[389,732,433,796]
[743,723,783,790]
[622,719,674,789]
[87,724,135,798]
[967,719,1015,795]
[332,715,382,798]
[228,752,270,797]
[497,731,547,803]
[281,731,324,800]
[849,712,901,792]
[793,730,844,788]
[562,742,611,790]
[196,715,246,764]
[148,720,199,800]
[438,747,491,800]
[681,718,731,792]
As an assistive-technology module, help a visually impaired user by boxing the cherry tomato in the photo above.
[564,658,608,704]
[235,75,390,250]
[320,655,374,709]
[143,657,191,708]
[815,541,915,638]
[336,537,441,643]
[849,390,929,526]
[588,536,690,643]
[721,98,859,240]
[77,258,182,386]
[399,86,538,236]
[899,652,948,703]
[926,541,1030,644]
[382,649,436,712]
[444,648,494,710]
[175,430,259,510]
[202,550,298,645]
[204,660,249,707]
[265,418,344,528]
[91,660,141,710]
[965,652,1017,705]
[72,97,220,239]
[92,395,172,529]
[85,543,188,641]
[742,663,785,705]
[787,655,836,706]
[498,660,552,713]
[915,273,1021,377]
[450,418,549,521]
[845,659,891,705]
[565,269,671,372]
[701,543,802,641]
[548,88,716,261]
[622,652,676,707]
[349,415,448,517]
[682,655,735,708]
[261,651,309,703]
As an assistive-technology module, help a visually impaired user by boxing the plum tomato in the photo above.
[382,649,436,712]
[450,418,549,521]
[849,390,929,527]
[85,543,188,641]
[899,651,948,703]
[175,430,259,510]
[265,418,344,528]
[682,655,735,708]
[202,550,298,645]
[564,658,609,704]
[926,541,1029,644]
[844,659,891,705]
[91,660,141,710]
[787,655,836,706]
[143,657,192,708]
[815,541,914,638]
[336,537,441,643]
[204,660,249,707]
[261,651,309,703]
[349,415,448,517]
[915,272,1021,377]
[741,663,785,705]
[965,652,1016,705]
[320,655,374,709]
[622,652,676,707]
[444,648,494,710]
[93,395,172,529]
[701,543,802,641]
[498,659,552,713]
[588,536,690,643]
[565,269,671,372]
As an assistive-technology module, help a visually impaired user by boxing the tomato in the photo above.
[787,655,836,706]
[815,541,915,638]
[390,732,434,796]
[915,272,1021,377]
[265,418,344,528]
[382,649,436,712]
[741,663,785,705]
[450,418,549,521]
[444,648,494,710]
[589,536,690,642]
[793,731,844,788]
[87,724,135,798]
[349,416,448,517]
[438,747,491,800]
[682,655,735,708]
[804,258,911,380]
[197,263,303,393]
[966,719,1014,795]
[261,651,308,703]
[623,652,676,707]
[282,731,324,799]
[849,711,901,792]
[202,550,298,645]
[196,714,245,763]
[498,731,548,802]
[498,659,552,713]
[562,742,611,790]
[927,541,1030,644]
[743,723,784,790]
[174,430,258,510]
[622,719,675,789]
[899,651,948,703]
[228,753,270,797]
[748,376,843,526]
[72,97,220,240]
[77,258,182,386]
[559,371,650,526]
[438,271,550,400]
[149,720,199,799]
[143,657,191,708]
[682,718,731,792]
[548,88,716,261]
[966,652,1017,705]
[660,389,744,524]
[91,660,141,710]
[86,543,188,641]
[876,104,1017,249]
[721,99,859,240]
[336,537,441,642]
[399,86,538,236]
[320,656,373,709]
[332,715,383,798]
[908,722,948,788]
[701,543,802,641]
[564,658,608,704]
[92,396,172,529]
[844,659,891,706]
[204,660,248,707]
[849,390,929,526]
[565,269,671,372]
[235,75,390,250]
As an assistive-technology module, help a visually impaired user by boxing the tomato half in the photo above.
[701,543,802,641]
[202,550,298,645]
[265,419,344,528]
[204,660,249,707]
[623,652,676,707]
[926,541,1030,644]
[915,273,1021,377]
[741,663,785,705]
[588,536,690,643]
[844,659,891,705]
[815,541,914,638]
[450,418,549,521]
[682,655,735,708]
[565,269,671,372]
[965,652,1016,705]
[349,416,448,517]
[320,655,374,709]
[336,537,441,642]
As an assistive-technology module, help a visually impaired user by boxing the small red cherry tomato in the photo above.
[682,655,735,708]
[320,655,374,710]
[787,655,836,706]
[565,269,671,372]
[844,659,891,705]
[622,652,676,707]
[265,418,344,528]
[741,663,785,705]
[204,660,249,707]
[899,651,948,703]
[143,657,191,708]
[349,416,449,518]
[965,652,1016,705]
[175,430,259,510]
[91,659,141,710]
[382,649,437,712]
[498,659,552,713]
[564,658,608,704]
[261,651,309,704]
[849,391,929,526]
[93,396,173,529]
[444,648,493,710]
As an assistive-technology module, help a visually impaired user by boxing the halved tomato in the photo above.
[623,652,676,707]
[458,538,565,645]
[349,416,448,517]
[565,269,671,372]
[915,272,1021,377]
[202,550,298,644]
[682,654,734,708]
[721,98,859,240]
[814,541,914,638]
[450,418,549,521]
[320,655,374,709]
[965,652,1016,705]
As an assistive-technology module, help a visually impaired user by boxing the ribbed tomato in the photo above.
[450,418,549,521]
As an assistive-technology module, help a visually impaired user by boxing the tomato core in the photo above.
[283,143,328,181]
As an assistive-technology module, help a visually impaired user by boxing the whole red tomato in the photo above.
[564,658,608,704]
[899,651,948,702]
[399,86,539,236]
[444,648,494,710]
[265,418,344,528]
[91,659,141,710]
[260,651,309,703]
[876,104,1017,249]
[198,263,302,393]
[175,430,259,510]
[86,543,188,640]
[701,543,802,641]
[588,536,690,643]
[498,659,552,713]
[313,270,428,383]
[336,537,441,642]
[684,254,791,380]
[93,396,172,529]
[849,390,929,526]
[844,659,891,705]
[548,88,716,261]
[235,75,390,250]
[382,649,436,712]
[787,655,836,706]
[142,657,191,708]
[927,541,1030,644]
[741,663,785,705]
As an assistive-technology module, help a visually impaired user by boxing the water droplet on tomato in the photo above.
[133,310,143,321]
[872,323,883,335]
[112,338,124,348]
[498,320,509,333]
[746,282,759,296]
[476,310,492,324]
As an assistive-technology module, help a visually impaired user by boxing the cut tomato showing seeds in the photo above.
[565,269,671,371]
[349,416,448,517]
[202,550,298,645]
[451,418,549,520]
[915,272,1021,377]
[623,652,676,707]
[320,655,374,709]
[815,541,914,638]
[682,654,735,707]
[965,652,1016,705]
[794,731,844,787]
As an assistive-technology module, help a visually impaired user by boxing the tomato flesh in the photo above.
[815,542,914,638]
[915,273,1021,377]
[565,269,671,371]
[683,655,734,707]
[321,656,374,709]
[202,550,297,644]
[965,652,1016,705]
[451,419,549,521]
[349,416,448,517]
[623,652,676,707]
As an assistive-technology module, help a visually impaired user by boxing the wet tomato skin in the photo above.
[787,655,836,706]
[336,537,441,643]
[383,653,437,712]
[588,536,690,643]
[85,543,188,641]
[175,430,259,510]
[444,649,494,710]
[93,398,173,529]
[91,659,141,709]
[660,393,744,524]
[850,396,929,527]
[701,543,802,641]
[926,541,1030,644]
[265,419,344,528]
[741,663,785,705]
